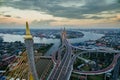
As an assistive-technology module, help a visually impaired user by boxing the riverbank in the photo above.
[0,30,104,44]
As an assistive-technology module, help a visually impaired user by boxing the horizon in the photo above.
[0,26,120,30]
[0,0,120,28]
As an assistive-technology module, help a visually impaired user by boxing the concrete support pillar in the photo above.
[24,22,39,80]
[104,73,107,80]
[25,39,39,80]
[85,75,88,80]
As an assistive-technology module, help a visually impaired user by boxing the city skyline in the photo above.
[0,0,120,28]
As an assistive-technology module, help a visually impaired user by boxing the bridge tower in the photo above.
[24,22,39,80]
[61,27,66,44]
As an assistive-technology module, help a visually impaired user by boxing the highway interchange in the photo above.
[48,30,120,80]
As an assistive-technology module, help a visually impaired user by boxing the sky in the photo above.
[0,0,120,29]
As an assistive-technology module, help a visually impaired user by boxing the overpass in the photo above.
[49,28,120,79]
[69,45,120,76]
[48,29,73,80]
[71,45,120,54]
[2,23,120,80]
[73,53,120,75]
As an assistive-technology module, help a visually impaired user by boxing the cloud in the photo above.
[117,19,120,22]
[83,13,117,20]
[87,16,104,19]
[31,20,56,26]
[15,16,21,19]
[4,15,11,17]
[0,17,7,20]
[118,0,120,3]
[0,0,120,19]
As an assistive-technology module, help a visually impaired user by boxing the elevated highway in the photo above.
[48,30,73,80]
[48,39,73,80]
[72,52,120,75]
[71,45,120,53]
[49,29,120,79]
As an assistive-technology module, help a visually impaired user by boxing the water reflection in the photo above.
[0,31,104,44]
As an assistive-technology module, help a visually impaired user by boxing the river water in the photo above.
[0,30,104,56]
[45,31,104,56]
[0,31,104,44]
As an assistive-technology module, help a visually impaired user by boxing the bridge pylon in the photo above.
[24,22,39,80]
[61,27,67,44]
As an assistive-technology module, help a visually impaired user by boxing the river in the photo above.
[45,30,104,56]
[0,30,104,56]
[0,31,104,44]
